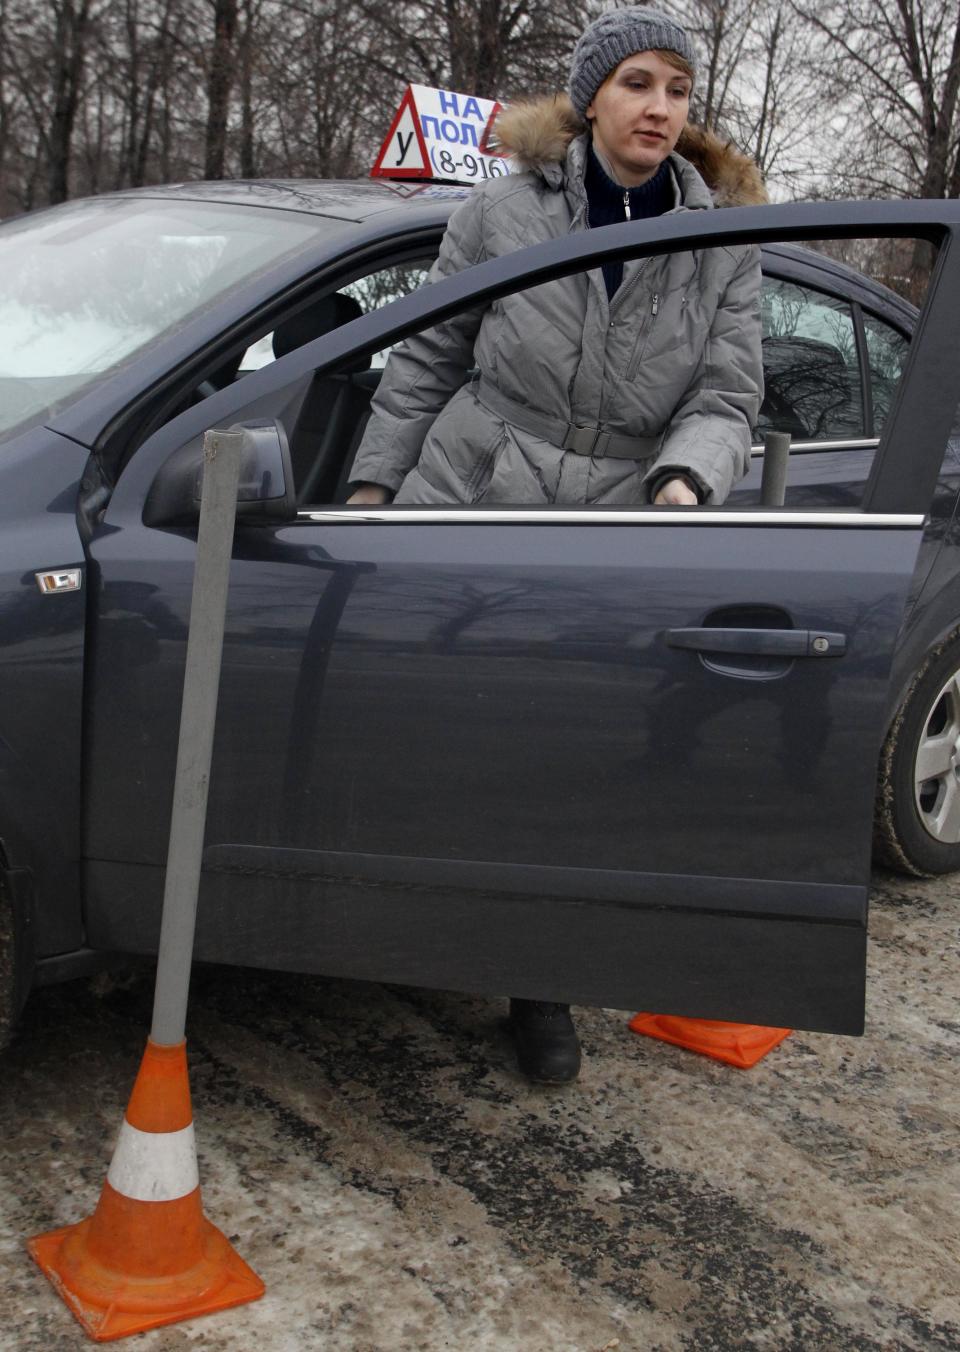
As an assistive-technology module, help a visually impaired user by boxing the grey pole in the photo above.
[150,426,245,1046]
[760,431,791,508]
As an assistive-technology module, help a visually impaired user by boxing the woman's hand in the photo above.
[346,482,391,505]
[653,477,699,506]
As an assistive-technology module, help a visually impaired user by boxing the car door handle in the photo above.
[664,627,847,658]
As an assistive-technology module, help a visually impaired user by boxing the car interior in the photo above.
[271,292,377,505]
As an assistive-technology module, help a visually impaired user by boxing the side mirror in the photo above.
[143,419,297,528]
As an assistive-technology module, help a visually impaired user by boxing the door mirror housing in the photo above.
[144,419,297,527]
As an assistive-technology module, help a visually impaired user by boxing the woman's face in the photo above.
[586,50,692,186]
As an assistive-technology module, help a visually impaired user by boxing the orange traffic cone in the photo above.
[629,1013,792,1068]
[28,1039,264,1341]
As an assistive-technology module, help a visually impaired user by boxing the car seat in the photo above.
[757,336,861,441]
[272,293,376,504]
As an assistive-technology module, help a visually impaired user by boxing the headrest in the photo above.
[761,335,844,372]
[272,292,369,371]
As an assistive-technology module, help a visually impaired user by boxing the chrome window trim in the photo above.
[749,438,879,455]
[298,508,923,528]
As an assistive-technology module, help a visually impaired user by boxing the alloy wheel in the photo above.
[914,669,960,842]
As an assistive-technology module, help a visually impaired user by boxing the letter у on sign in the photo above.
[371,84,512,185]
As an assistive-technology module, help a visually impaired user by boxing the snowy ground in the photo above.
[1,867,958,1351]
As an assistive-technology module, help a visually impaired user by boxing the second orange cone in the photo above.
[629,1013,792,1068]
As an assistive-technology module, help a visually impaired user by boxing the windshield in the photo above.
[0,197,333,439]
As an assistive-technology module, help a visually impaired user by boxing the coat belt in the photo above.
[475,378,661,461]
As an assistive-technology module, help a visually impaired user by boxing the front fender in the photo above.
[0,425,89,955]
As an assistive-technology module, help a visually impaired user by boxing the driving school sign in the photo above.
[371,85,512,185]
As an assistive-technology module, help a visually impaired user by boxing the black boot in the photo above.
[509,999,581,1083]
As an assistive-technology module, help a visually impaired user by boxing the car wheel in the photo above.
[875,631,960,876]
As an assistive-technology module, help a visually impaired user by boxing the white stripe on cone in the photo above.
[106,1120,200,1202]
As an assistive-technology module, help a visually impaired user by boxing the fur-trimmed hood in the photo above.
[493,93,767,208]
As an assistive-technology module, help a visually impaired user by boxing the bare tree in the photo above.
[358,0,586,103]
[664,2,827,198]
[791,0,960,200]
[672,0,758,130]
[0,0,13,206]
[8,0,949,235]
[0,0,590,207]
[204,0,237,178]
[0,0,98,206]
[789,0,960,293]
[48,0,96,200]
[237,0,259,176]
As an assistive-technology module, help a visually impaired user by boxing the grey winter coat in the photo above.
[349,96,767,506]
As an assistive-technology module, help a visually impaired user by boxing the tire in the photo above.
[875,630,960,876]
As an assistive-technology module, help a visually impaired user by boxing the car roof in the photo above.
[93,177,473,225]
[100,179,917,324]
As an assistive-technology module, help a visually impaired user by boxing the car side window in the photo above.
[238,259,433,372]
[862,311,910,436]
[755,279,864,443]
[340,264,435,367]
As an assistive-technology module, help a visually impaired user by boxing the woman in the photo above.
[348,6,766,1081]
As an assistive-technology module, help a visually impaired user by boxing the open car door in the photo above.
[84,201,960,1034]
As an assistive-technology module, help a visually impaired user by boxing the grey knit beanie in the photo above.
[568,6,697,120]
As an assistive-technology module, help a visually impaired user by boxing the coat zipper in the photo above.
[626,293,662,380]
[620,190,659,374]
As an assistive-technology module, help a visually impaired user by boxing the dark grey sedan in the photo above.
[1,181,958,1050]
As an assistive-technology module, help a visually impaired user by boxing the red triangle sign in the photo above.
[478,101,503,155]
[371,88,431,179]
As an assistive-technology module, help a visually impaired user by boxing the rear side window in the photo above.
[862,311,909,435]
[756,279,864,442]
